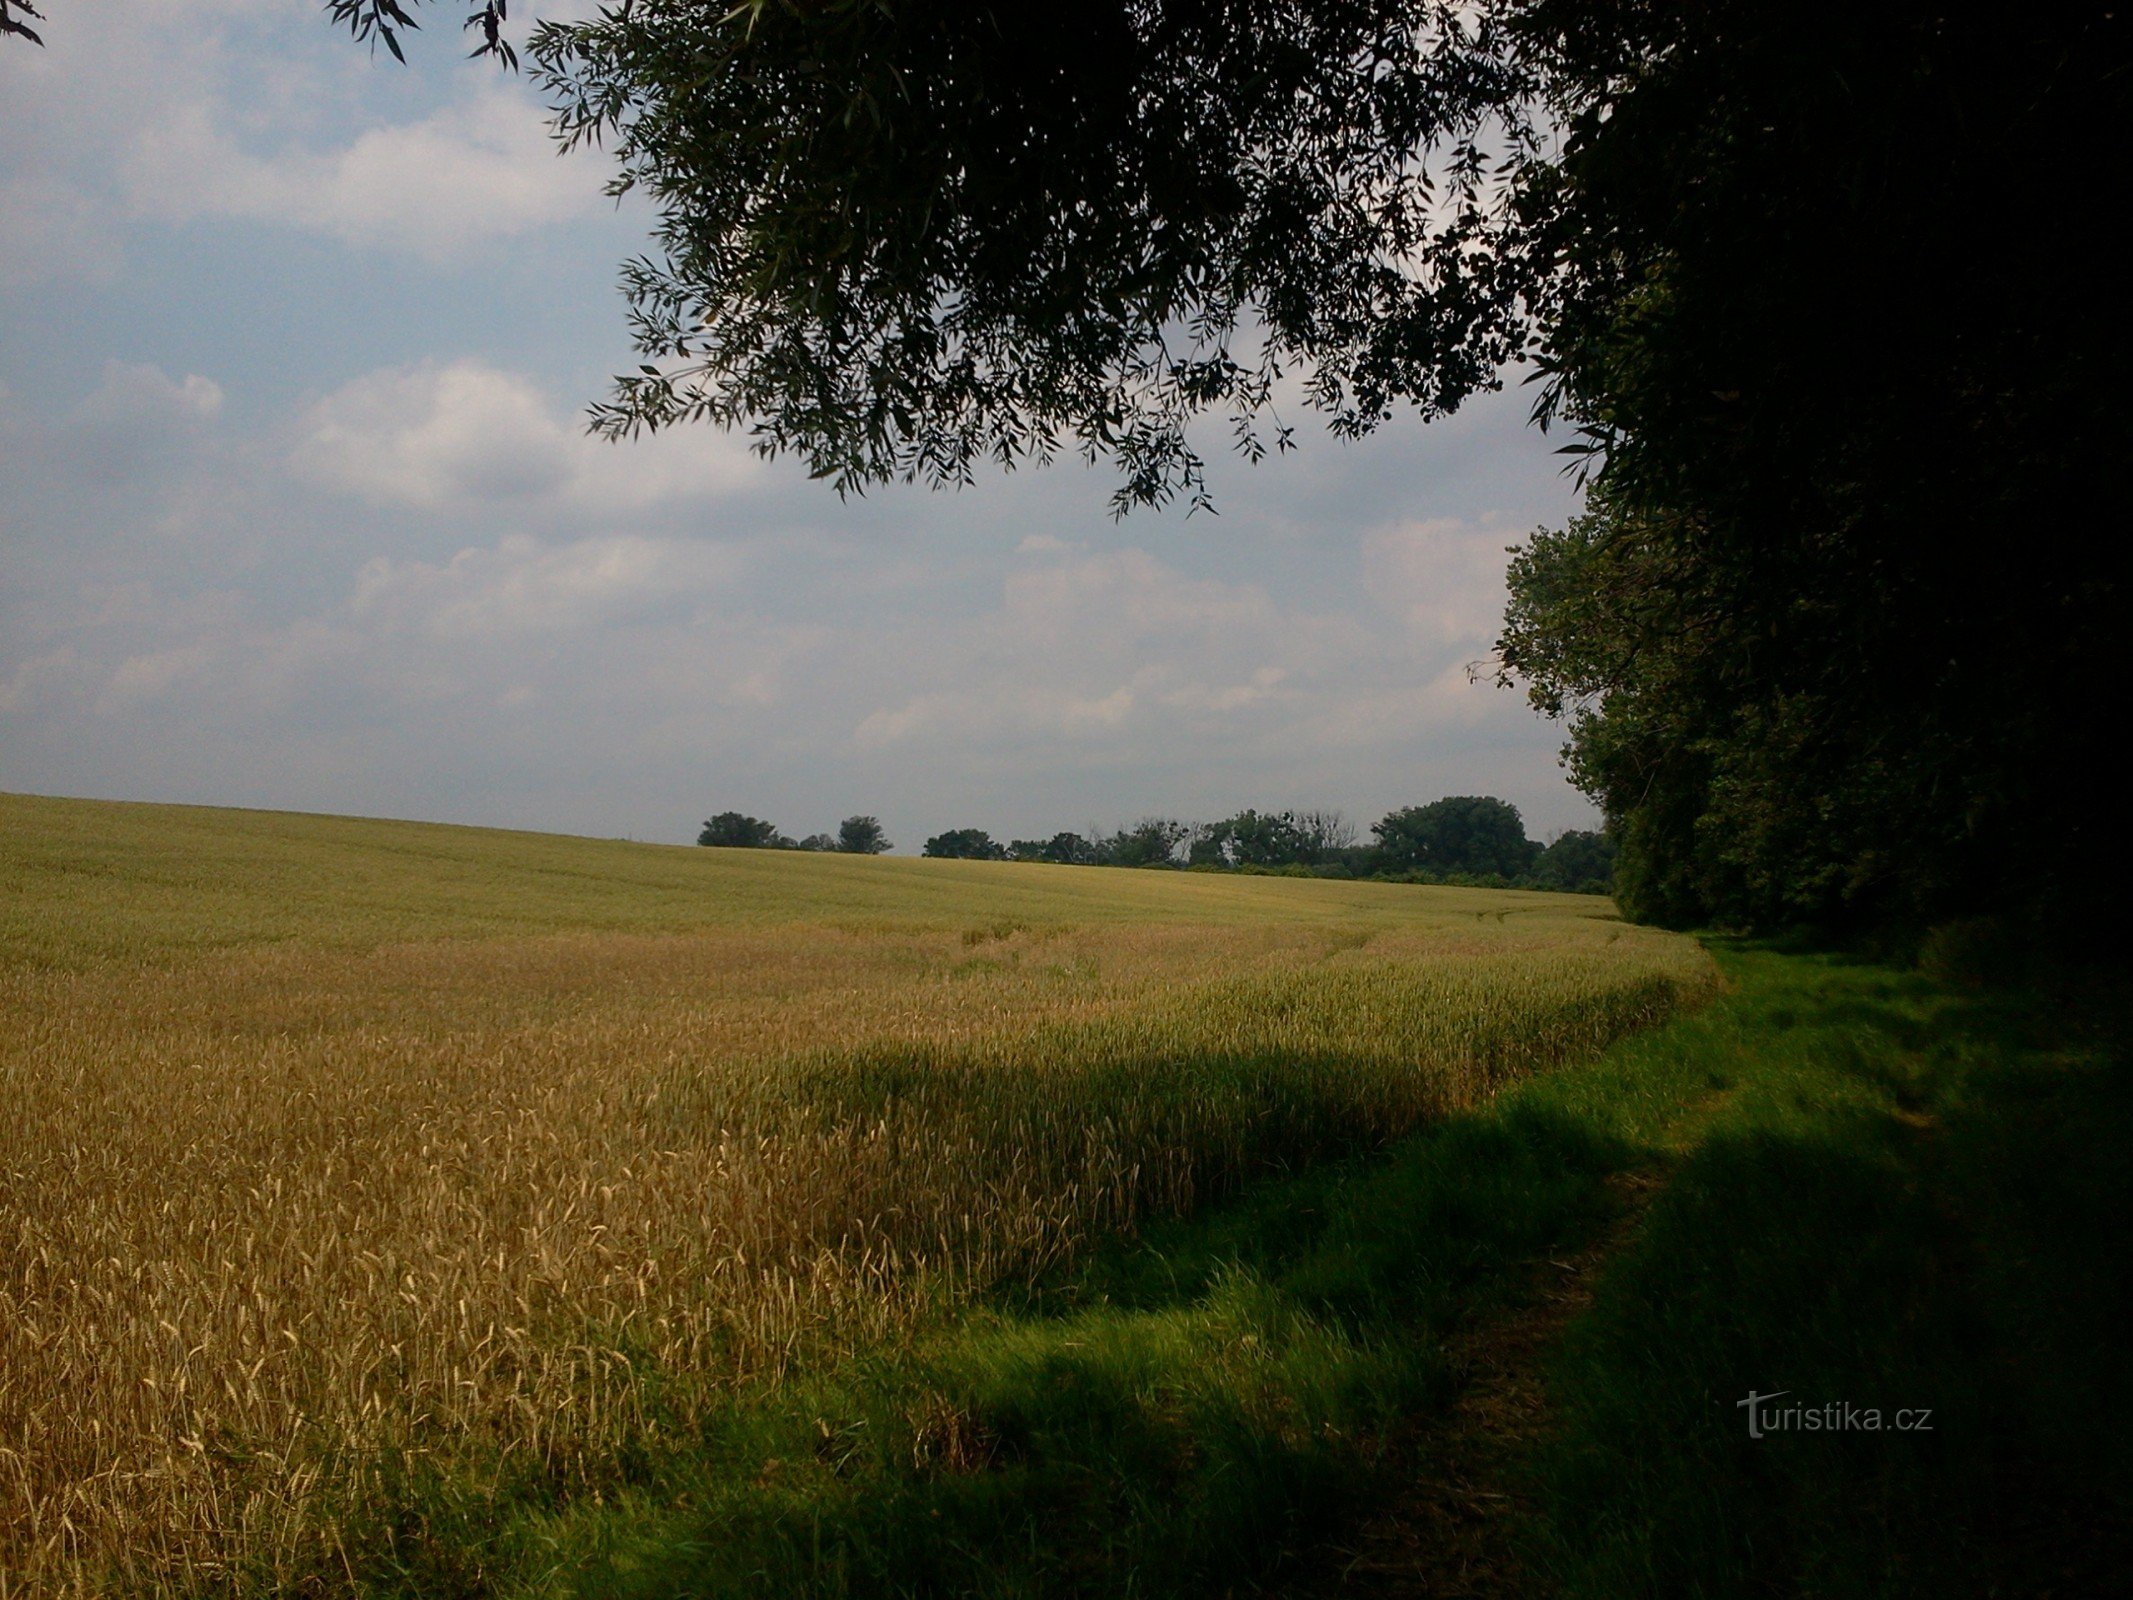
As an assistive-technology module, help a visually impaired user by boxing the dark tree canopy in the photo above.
[1010,833,1102,866]
[1534,829,1613,894]
[529,0,1537,512]
[1189,808,1354,868]
[922,828,1007,861]
[697,811,792,849]
[1497,3,2132,935]
[1373,796,1539,878]
[837,815,891,855]
[1099,818,1195,868]
[1192,810,1310,869]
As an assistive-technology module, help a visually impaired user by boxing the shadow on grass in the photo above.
[533,1099,1642,1600]
[1525,958,2133,1598]
[488,1092,1646,1600]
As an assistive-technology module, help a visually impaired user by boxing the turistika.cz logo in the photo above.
[1737,1391,1934,1439]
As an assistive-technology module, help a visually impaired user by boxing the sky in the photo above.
[0,1,1595,852]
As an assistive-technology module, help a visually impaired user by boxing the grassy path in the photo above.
[1307,1169,1664,1598]
[1515,946,2133,1597]
[500,941,2132,1599]
[1319,942,2133,1599]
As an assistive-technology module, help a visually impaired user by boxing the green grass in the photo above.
[1525,947,2133,1597]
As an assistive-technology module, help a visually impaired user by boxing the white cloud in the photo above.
[1361,517,1515,646]
[123,78,605,261]
[850,549,1323,752]
[996,548,1276,649]
[75,362,225,428]
[295,360,572,505]
[27,362,232,492]
[1161,666,1290,714]
[0,648,80,717]
[96,645,214,716]
[350,534,739,642]
[293,359,758,511]
[1016,533,1080,555]
[0,0,608,279]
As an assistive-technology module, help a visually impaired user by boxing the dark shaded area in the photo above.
[1499,3,2133,938]
[1526,965,2133,1597]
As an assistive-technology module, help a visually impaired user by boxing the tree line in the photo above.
[697,813,890,856]
[699,797,1613,893]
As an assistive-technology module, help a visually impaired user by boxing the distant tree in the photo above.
[1185,830,1227,868]
[1194,809,1311,868]
[1189,808,1359,869]
[1535,829,1616,893]
[837,815,891,855]
[923,828,1007,861]
[697,812,792,850]
[1099,818,1193,868]
[796,833,840,852]
[1293,809,1358,856]
[1373,797,1539,878]
[1010,832,1101,866]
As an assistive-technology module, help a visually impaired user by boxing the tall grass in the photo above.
[0,794,1712,1594]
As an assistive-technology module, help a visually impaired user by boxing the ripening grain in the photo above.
[0,793,1714,1594]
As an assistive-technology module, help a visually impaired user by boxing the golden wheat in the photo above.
[0,794,1713,1594]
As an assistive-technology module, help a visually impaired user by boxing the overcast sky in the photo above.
[0,2,1595,851]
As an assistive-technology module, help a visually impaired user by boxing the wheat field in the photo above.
[0,792,1714,1594]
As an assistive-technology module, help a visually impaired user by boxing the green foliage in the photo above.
[1008,832,1101,866]
[922,827,1007,860]
[1193,809,1303,868]
[1535,829,1613,893]
[1191,808,1355,869]
[836,814,891,855]
[697,811,794,850]
[1097,817,1194,868]
[1373,795,1540,878]
[953,802,1607,892]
